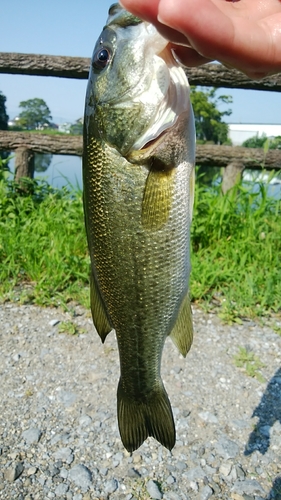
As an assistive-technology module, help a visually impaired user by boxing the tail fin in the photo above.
[117,379,175,452]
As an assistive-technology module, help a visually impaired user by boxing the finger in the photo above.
[157,0,235,60]
[171,45,212,67]
[157,0,281,75]
[119,0,160,21]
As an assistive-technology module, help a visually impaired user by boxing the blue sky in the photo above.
[1,0,280,125]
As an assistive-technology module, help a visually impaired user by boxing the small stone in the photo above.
[200,485,213,500]
[198,411,218,424]
[133,454,142,464]
[231,479,265,496]
[27,466,37,476]
[22,427,42,444]
[100,467,108,476]
[4,462,24,482]
[219,463,232,476]
[49,466,60,477]
[146,479,162,499]
[190,481,199,492]
[166,475,175,485]
[104,478,118,494]
[185,466,206,481]
[49,319,60,326]
[58,390,77,407]
[55,483,69,496]
[235,465,245,479]
[53,447,74,464]
[82,494,92,500]
[215,437,239,460]
[68,464,92,490]
[127,468,141,478]
[79,415,92,427]
[163,493,181,500]
[60,468,68,479]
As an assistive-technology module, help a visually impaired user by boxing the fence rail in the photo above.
[1,130,281,191]
[1,130,281,169]
[1,52,281,91]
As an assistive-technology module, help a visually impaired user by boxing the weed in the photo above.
[273,324,281,336]
[58,321,79,335]
[234,346,265,383]
[25,388,34,397]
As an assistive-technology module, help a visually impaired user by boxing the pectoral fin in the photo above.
[142,166,175,231]
[170,292,193,357]
[90,273,112,343]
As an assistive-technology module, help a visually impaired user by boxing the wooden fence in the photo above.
[1,52,281,192]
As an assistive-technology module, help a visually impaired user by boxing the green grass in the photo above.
[58,320,83,335]
[233,346,265,383]
[0,169,280,322]
[191,178,281,322]
[0,176,89,309]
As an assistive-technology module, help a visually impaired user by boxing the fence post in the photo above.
[14,148,35,181]
[222,161,245,194]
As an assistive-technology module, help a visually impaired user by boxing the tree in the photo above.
[0,91,9,162]
[69,118,83,135]
[190,86,232,144]
[18,98,52,130]
[0,91,8,131]
[242,134,281,149]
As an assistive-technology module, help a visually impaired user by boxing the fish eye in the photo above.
[93,48,110,70]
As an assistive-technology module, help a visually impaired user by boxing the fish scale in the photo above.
[83,3,195,452]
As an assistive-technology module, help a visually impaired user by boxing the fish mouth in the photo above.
[129,41,190,153]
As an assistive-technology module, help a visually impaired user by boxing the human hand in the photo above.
[119,0,281,79]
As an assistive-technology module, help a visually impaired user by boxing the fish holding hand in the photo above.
[83,3,195,452]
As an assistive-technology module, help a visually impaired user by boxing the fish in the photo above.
[82,2,195,452]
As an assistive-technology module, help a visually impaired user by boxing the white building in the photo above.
[228,123,281,146]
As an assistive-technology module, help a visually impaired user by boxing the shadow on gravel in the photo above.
[266,476,281,500]
[244,367,281,455]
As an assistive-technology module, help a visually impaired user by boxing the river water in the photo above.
[8,153,281,199]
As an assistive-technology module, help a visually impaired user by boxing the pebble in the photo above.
[104,478,119,494]
[54,483,69,496]
[215,437,240,460]
[53,447,74,464]
[4,462,24,482]
[0,303,280,500]
[21,427,42,444]
[146,479,163,499]
[49,319,60,327]
[68,464,92,490]
[231,479,265,496]
[200,485,213,500]
[219,463,232,476]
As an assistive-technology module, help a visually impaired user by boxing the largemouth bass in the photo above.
[83,3,195,452]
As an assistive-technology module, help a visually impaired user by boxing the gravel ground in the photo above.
[0,302,281,500]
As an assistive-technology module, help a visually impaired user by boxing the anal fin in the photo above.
[170,292,193,357]
[90,273,112,343]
